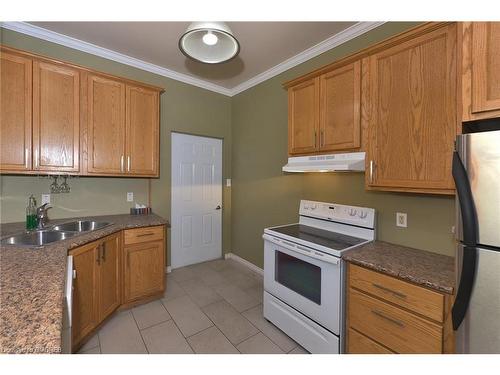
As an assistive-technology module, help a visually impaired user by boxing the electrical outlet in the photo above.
[41,194,51,205]
[396,212,407,228]
[127,192,134,202]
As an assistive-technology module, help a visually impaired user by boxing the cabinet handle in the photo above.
[34,149,39,168]
[127,156,131,172]
[372,283,407,299]
[101,242,106,262]
[96,245,101,265]
[120,155,124,172]
[371,309,405,328]
[25,148,29,168]
[369,160,375,184]
[137,232,154,237]
[314,131,317,149]
[127,251,130,268]
[320,130,324,148]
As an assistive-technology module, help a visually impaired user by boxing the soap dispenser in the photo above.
[26,195,37,231]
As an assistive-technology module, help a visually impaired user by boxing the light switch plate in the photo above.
[41,194,50,205]
[127,192,134,202]
[396,212,407,228]
[226,178,231,187]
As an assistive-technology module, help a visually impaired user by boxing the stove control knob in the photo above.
[348,208,357,216]
[358,211,368,219]
[310,204,317,210]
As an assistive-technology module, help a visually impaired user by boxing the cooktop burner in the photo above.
[269,224,366,251]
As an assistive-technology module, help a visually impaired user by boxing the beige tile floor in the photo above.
[77,258,309,354]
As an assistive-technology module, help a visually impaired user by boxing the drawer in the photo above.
[124,225,164,245]
[348,328,393,354]
[349,288,443,353]
[349,264,445,322]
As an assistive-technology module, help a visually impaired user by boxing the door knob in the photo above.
[215,205,222,210]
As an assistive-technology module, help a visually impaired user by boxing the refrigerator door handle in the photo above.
[452,151,479,330]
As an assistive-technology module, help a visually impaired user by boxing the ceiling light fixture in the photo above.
[179,22,240,64]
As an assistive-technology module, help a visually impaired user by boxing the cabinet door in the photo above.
[288,78,319,155]
[71,242,99,347]
[125,85,159,176]
[33,61,80,172]
[470,22,500,114]
[0,51,32,172]
[365,24,457,194]
[98,233,121,322]
[319,61,361,151]
[124,239,165,303]
[87,74,126,175]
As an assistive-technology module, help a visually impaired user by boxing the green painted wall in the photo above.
[231,22,456,269]
[0,28,232,263]
[1,23,457,270]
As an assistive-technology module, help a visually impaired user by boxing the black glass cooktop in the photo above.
[269,224,366,250]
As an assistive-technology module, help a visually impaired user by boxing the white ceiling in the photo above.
[4,22,384,96]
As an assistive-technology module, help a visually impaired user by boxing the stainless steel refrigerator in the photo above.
[453,128,500,354]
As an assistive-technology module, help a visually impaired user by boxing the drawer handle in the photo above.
[371,309,405,328]
[372,283,407,299]
[136,232,155,237]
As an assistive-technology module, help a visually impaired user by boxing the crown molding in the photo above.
[230,21,385,95]
[0,21,233,96]
[1,21,384,97]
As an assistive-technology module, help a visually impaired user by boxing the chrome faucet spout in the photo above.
[36,203,52,229]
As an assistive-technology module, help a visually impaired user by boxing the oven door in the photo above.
[263,233,341,334]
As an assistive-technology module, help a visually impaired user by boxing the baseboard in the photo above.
[225,252,264,276]
[165,266,172,274]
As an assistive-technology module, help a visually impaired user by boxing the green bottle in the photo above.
[26,195,37,231]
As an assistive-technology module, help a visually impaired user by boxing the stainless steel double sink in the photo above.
[1,220,112,247]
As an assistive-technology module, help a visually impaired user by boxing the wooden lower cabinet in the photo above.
[71,241,99,348]
[71,232,121,349]
[70,225,165,351]
[346,263,454,354]
[97,233,121,321]
[123,227,165,304]
[347,328,393,354]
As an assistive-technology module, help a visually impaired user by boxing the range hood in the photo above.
[282,152,365,173]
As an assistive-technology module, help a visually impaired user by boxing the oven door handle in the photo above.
[263,234,340,265]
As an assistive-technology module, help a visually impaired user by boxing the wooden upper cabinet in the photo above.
[462,22,500,120]
[0,45,163,177]
[0,51,32,172]
[33,61,80,172]
[86,74,126,175]
[319,61,361,152]
[364,23,458,194]
[288,78,319,155]
[126,85,159,176]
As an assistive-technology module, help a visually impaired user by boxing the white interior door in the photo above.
[171,133,223,268]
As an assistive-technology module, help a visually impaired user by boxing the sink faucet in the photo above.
[36,203,52,229]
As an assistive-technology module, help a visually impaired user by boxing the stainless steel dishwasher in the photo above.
[61,255,73,354]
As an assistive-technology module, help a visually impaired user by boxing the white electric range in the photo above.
[263,200,376,354]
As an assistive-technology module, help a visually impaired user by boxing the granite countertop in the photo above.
[342,241,455,295]
[0,213,169,354]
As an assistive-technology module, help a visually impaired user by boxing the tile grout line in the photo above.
[239,302,299,353]
[164,308,197,354]
[200,298,261,350]
[130,309,150,354]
